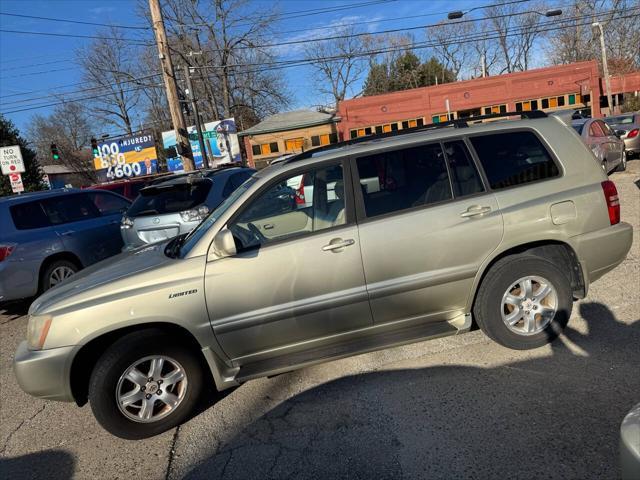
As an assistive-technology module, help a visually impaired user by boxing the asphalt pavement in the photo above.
[1,160,639,480]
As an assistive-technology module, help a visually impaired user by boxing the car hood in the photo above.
[30,242,172,315]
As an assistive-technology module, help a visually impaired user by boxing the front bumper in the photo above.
[571,222,633,292]
[14,341,76,402]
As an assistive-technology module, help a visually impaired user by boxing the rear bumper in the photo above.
[571,222,633,292]
[0,260,38,302]
[13,341,76,402]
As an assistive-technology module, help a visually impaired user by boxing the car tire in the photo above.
[616,150,627,172]
[88,329,204,440]
[41,259,78,292]
[473,255,573,350]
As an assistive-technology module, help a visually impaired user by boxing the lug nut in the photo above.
[148,377,153,382]
[146,394,152,399]
[156,390,162,395]
[141,386,146,392]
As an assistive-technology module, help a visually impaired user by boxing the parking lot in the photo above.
[1,160,638,480]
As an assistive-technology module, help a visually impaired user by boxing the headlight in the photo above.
[121,216,134,229]
[180,205,209,222]
[26,314,53,350]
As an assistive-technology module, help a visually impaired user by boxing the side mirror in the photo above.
[615,130,626,138]
[213,228,236,258]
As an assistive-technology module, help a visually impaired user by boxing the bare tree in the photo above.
[304,25,368,109]
[428,21,475,80]
[27,102,97,183]
[77,25,144,135]
[546,0,639,75]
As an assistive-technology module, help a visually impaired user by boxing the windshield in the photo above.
[604,116,632,125]
[178,177,257,257]
[127,180,212,217]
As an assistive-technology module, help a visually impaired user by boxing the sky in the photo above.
[0,0,495,134]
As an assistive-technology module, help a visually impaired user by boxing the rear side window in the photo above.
[356,143,452,218]
[127,180,212,217]
[10,201,50,230]
[41,194,100,225]
[87,192,130,215]
[443,141,484,197]
[589,122,605,137]
[470,131,559,190]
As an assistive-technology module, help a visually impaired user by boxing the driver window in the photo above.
[229,164,345,251]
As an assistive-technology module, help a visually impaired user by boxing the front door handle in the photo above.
[322,238,355,252]
[59,230,75,236]
[263,223,274,230]
[460,205,492,218]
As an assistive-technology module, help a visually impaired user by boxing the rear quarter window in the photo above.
[9,201,51,230]
[469,131,559,190]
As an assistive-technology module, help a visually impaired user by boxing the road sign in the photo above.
[0,145,25,175]
[9,172,24,193]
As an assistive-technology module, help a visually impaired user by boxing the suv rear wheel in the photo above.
[88,330,203,439]
[41,259,78,292]
[473,255,573,350]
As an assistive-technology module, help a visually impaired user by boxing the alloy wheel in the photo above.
[49,265,75,286]
[116,355,188,423]
[501,275,558,336]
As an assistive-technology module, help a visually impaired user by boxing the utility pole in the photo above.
[592,22,614,116]
[184,64,210,169]
[149,0,195,170]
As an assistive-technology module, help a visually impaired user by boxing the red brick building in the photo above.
[337,61,640,141]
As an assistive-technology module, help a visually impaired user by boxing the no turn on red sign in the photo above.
[9,172,24,193]
[0,145,25,175]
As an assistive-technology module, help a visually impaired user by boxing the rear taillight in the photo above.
[0,244,16,262]
[627,128,638,139]
[601,180,620,225]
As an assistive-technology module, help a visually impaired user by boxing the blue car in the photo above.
[0,188,131,302]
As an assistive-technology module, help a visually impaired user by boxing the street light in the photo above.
[592,22,614,116]
[447,8,562,19]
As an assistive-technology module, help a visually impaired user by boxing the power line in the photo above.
[0,74,163,106]
[192,8,636,74]
[0,67,76,80]
[0,12,148,29]
[0,84,164,115]
[210,1,552,52]
[0,28,152,45]
[276,0,533,36]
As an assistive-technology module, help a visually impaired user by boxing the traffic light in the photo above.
[90,138,99,157]
[50,143,60,161]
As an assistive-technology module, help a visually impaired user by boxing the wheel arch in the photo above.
[38,252,83,292]
[468,240,585,315]
[69,322,215,407]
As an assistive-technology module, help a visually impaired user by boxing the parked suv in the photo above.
[0,189,130,302]
[14,112,632,439]
[120,166,255,250]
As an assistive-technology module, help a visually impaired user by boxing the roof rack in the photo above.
[284,110,548,163]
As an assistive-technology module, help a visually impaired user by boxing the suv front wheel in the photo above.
[473,255,573,350]
[88,330,204,439]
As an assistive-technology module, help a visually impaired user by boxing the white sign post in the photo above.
[9,172,24,193]
[0,145,25,175]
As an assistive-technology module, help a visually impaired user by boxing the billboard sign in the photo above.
[161,118,241,172]
[93,133,158,182]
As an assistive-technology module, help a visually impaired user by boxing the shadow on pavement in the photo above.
[0,299,31,322]
[0,449,75,479]
[180,302,639,480]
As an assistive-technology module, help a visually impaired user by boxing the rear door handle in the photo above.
[322,238,355,251]
[460,205,492,218]
[60,230,75,236]
[263,223,274,230]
